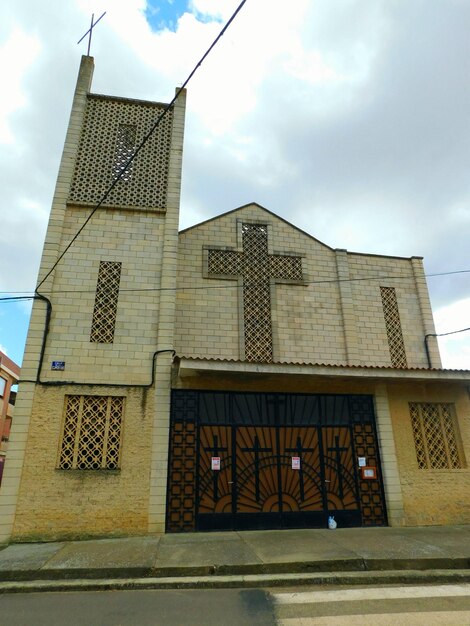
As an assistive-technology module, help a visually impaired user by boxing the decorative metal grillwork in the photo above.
[353,423,387,526]
[166,391,387,532]
[380,286,407,368]
[410,402,463,469]
[90,261,122,343]
[69,95,173,210]
[113,123,136,182]
[207,223,303,362]
[58,396,124,470]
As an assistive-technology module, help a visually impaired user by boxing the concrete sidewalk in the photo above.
[1,525,470,591]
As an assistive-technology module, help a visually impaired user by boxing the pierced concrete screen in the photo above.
[410,402,463,470]
[69,95,173,210]
[207,223,303,363]
[58,395,124,470]
[90,261,122,344]
[380,286,407,368]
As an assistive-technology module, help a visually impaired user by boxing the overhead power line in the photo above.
[2,301,470,341]
[36,0,248,291]
[431,327,470,338]
[0,269,470,302]
[2,267,470,299]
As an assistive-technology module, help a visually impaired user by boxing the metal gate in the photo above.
[166,391,387,532]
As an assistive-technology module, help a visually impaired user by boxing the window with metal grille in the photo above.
[58,395,124,470]
[90,261,122,343]
[409,402,464,469]
[380,286,407,368]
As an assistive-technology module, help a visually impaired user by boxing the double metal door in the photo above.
[196,424,361,530]
[166,391,387,533]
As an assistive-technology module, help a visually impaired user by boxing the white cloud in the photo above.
[434,298,470,370]
[0,28,41,143]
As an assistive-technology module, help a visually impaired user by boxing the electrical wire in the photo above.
[3,267,470,299]
[430,327,470,338]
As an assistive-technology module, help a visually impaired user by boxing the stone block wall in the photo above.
[174,204,436,368]
[388,382,470,525]
[39,208,165,385]
[12,385,154,541]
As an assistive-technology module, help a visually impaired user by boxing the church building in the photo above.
[1,56,469,543]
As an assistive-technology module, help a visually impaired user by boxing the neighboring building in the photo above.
[0,352,20,487]
[1,56,469,543]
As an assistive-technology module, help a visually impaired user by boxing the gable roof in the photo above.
[178,202,334,250]
[178,202,416,261]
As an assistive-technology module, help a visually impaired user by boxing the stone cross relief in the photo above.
[206,222,304,362]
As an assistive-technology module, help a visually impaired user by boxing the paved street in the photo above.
[2,584,470,625]
[0,588,276,626]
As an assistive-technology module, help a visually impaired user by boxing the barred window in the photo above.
[90,261,122,343]
[58,395,124,470]
[410,402,464,470]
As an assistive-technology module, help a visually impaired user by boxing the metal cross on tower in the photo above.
[77,12,106,56]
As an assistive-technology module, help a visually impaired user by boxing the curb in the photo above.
[0,557,468,583]
[2,569,470,594]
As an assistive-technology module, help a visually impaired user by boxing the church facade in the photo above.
[1,57,469,543]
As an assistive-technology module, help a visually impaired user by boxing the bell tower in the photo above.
[0,56,186,542]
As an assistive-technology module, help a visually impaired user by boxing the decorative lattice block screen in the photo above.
[69,95,173,210]
[58,395,124,470]
[90,261,122,343]
[380,286,407,368]
[410,402,463,469]
[207,223,303,363]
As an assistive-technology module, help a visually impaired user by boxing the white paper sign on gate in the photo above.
[211,457,221,471]
[292,456,301,470]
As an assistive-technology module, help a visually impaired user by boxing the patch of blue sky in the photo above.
[0,298,33,367]
[145,0,191,32]
[144,0,223,32]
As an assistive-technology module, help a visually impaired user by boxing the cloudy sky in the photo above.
[0,0,469,368]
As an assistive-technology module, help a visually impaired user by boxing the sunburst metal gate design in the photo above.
[166,391,387,532]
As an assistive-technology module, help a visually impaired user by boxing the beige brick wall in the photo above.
[175,205,346,363]
[39,208,165,385]
[175,204,435,368]
[388,382,470,525]
[348,254,430,368]
[12,385,153,541]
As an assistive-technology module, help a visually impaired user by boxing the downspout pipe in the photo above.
[20,292,174,388]
[424,333,434,369]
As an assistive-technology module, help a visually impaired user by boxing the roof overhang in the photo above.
[176,357,470,384]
